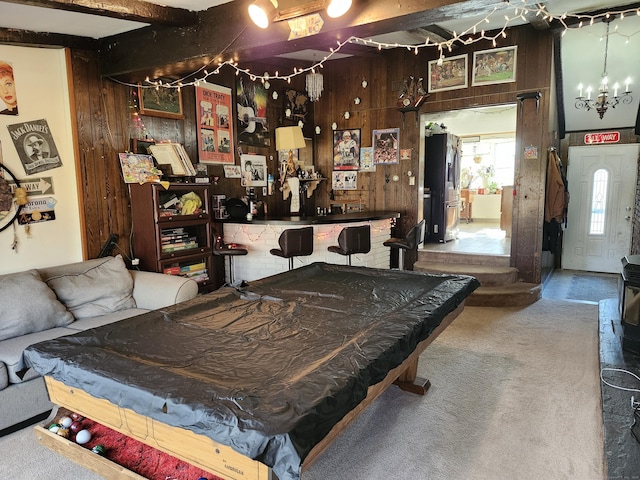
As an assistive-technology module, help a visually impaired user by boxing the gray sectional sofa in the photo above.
[0,255,199,432]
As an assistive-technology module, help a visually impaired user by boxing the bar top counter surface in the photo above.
[219,211,400,226]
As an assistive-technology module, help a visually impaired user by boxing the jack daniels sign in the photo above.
[7,119,62,175]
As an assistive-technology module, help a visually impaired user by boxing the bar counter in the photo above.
[219,210,400,226]
[218,211,400,282]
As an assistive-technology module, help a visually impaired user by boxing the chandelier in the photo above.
[306,72,324,102]
[575,17,632,119]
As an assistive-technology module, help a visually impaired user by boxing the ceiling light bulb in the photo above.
[248,0,277,28]
[248,4,269,28]
[326,0,352,18]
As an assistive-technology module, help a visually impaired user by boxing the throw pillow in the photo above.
[46,255,136,320]
[0,270,74,341]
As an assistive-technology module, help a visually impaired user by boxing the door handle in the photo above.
[625,216,631,221]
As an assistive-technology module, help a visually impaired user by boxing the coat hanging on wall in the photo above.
[542,148,569,253]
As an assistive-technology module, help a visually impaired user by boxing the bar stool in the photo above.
[327,225,371,266]
[213,245,248,284]
[383,219,425,270]
[270,226,314,270]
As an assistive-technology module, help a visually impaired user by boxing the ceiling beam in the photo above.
[522,3,550,30]
[98,0,505,81]
[0,26,98,49]
[0,0,198,27]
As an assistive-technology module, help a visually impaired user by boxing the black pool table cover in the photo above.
[25,262,479,480]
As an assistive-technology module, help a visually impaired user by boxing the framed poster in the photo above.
[196,82,234,164]
[223,165,242,178]
[237,77,270,147]
[7,119,62,174]
[0,60,18,115]
[359,147,376,172]
[333,129,360,171]
[472,46,517,86]
[428,54,468,93]
[373,128,399,165]
[138,85,183,119]
[332,171,358,190]
[283,89,310,133]
[240,154,267,187]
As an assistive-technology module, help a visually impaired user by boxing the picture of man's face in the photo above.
[26,135,46,158]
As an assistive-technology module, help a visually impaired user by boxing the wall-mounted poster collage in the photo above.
[331,127,403,191]
[196,82,234,164]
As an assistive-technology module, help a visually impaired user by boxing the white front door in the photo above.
[562,144,638,273]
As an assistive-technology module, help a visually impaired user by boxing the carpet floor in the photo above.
[1,299,605,480]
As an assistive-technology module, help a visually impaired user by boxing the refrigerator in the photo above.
[423,132,461,243]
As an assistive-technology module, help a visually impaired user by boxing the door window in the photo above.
[589,168,608,235]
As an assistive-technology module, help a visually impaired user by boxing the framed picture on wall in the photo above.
[472,46,517,86]
[240,154,267,187]
[137,84,184,119]
[372,128,399,165]
[428,54,468,93]
[333,129,360,171]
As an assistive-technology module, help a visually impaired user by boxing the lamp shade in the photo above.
[275,126,306,151]
[248,0,277,28]
[326,0,352,18]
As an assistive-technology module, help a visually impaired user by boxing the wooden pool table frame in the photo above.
[34,303,464,480]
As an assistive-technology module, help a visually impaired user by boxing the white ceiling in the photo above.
[0,0,638,133]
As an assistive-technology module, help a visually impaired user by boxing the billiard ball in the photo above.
[75,429,91,445]
[59,416,73,428]
[91,444,106,456]
[70,421,83,433]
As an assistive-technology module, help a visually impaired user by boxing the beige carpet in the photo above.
[0,299,604,480]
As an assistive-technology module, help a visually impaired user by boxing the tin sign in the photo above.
[584,131,620,144]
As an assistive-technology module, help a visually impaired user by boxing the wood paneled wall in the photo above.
[314,25,554,279]
[70,24,555,282]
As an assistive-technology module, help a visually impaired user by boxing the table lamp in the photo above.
[275,126,306,178]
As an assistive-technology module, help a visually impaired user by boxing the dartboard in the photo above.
[0,164,22,232]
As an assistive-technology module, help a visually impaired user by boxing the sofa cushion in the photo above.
[0,362,8,390]
[0,270,74,342]
[0,326,78,384]
[45,255,136,320]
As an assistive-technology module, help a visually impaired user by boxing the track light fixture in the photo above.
[248,0,352,28]
[326,0,352,18]
[248,0,278,29]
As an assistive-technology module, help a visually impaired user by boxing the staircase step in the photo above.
[414,259,541,307]
[418,249,510,267]
[465,283,542,307]
[414,261,518,287]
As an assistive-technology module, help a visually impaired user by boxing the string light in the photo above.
[113,4,640,91]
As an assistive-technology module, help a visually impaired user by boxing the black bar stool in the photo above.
[213,245,248,284]
[270,226,314,270]
[383,219,426,270]
[328,225,371,266]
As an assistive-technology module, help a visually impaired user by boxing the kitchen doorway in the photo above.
[419,104,517,256]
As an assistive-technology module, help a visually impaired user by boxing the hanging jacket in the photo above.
[544,149,568,224]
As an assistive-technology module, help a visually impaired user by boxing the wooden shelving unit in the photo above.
[129,182,219,293]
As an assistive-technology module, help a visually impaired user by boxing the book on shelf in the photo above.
[182,271,209,283]
[149,143,197,177]
[163,266,181,275]
[161,232,193,242]
[180,262,206,272]
[161,240,198,252]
